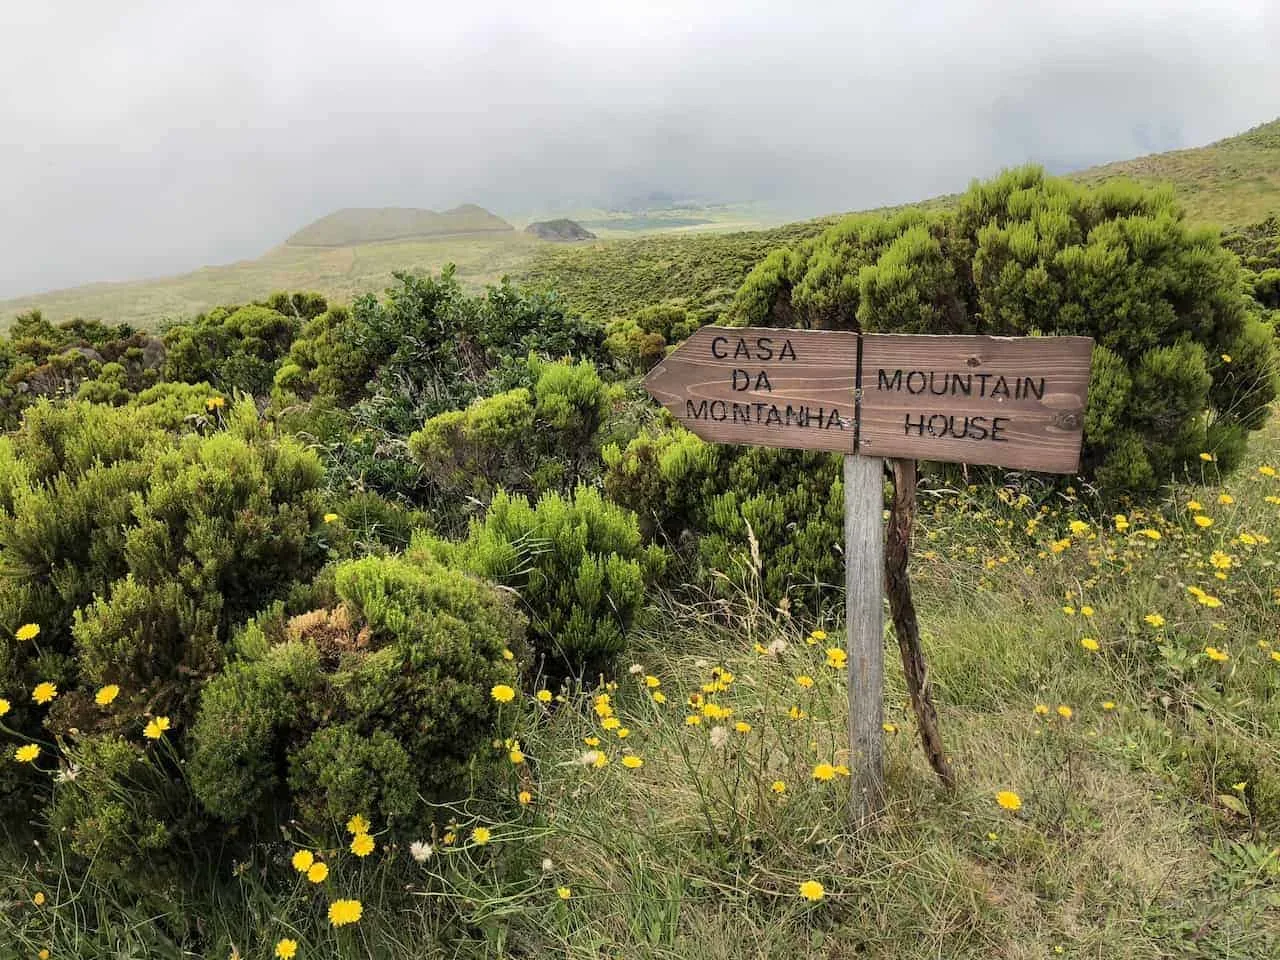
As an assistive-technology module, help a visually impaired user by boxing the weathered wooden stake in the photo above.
[844,454,885,820]
[885,458,955,789]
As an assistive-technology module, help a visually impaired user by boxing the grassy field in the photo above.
[4,120,1275,331]
[7,419,1277,958]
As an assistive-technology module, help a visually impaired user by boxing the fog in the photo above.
[2,0,1277,299]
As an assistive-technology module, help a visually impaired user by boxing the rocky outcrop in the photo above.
[524,219,597,242]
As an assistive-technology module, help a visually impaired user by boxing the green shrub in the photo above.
[428,487,664,679]
[188,553,524,834]
[0,399,331,832]
[603,424,844,610]
[728,168,1278,494]
[408,358,616,530]
[603,304,700,374]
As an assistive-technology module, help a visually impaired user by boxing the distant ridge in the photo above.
[287,204,513,247]
[525,219,597,242]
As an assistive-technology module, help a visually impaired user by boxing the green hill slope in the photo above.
[1068,119,1280,227]
[3,118,1277,330]
[286,204,513,246]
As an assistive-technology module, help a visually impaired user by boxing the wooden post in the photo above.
[844,454,885,820]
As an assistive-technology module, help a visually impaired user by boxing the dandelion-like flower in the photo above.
[471,827,491,846]
[306,861,328,883]
[795,675,814,689]
[275,939,298,959]
[825,648,847,669]
[143,716,171,739]
[95,684,120,706]
[770,780,786,794]
[1080,638,1099,652]
[518,790,532,805]
[1193,515,1214,529]
[1056,705,1072,720]
[1144,613,1165,627]
[813,763,836,782]
[1204,646,1230,662]
[291,849,314,872]
[734,721,752,733]
[323,512,339,523]
[536,689,553,703]
[621,755,643,769]
[995,790,1022,811]
[328,899,363,927]
[490,684,515,703]
[798,880,825,902]
[14,744,40,763]
[350,833,375,857]
[0,698,9,717]
[31,682,57,705]
[557,886,572,900]
[15,623,40,642]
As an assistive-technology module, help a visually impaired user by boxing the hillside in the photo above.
[285,204,513,246]
[2,118,1277,330]
[1068,119,1280,227]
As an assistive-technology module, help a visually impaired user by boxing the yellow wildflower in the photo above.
[1204,646,1230,662]
[1102,701,1116,711]
[1144,613,1165,627]
[291,849,314,872]
[1080,637,1099,652]
[1210,550,1233,570]
[644,675,660,688]
[795,675,814,689]
[306,861,328,883]
[1080,605,1094,617]
[490,684,515,703]
[1069,520,1089,536]
[621,755,643,769]
[995,790,1023,811]
[350,833,375,857]
[1056,705,1073,720]
[734,721,752,733]
[1034,704,1050,716]
[813,763,836,782]
[32,682,57,705]
[95,684,120,706]
[33,892,45,906]
[883,722,898,733]
[1199,453,1215,463]
[0,698,9,717]
[1221,354,1232,364]
[825,648,848,669]
[275,940,298,960]
[346,813,369,835]
[799,880,825,902]
[771,780,787,794]
[557,886,572,900]
[1114,514,1130,532]
[1187,500,1203,511]
[652,691,667,704]
[15,744,39,763]
[143,716,171,739]
[328,898,363,927]
[470,827,491,846]
[684,714,702,726]
[536,689,552,703]
[601,716,621,730]
[518,790,532,805]
[1140,528,1161,540]
[502,648,514,661]
[810,629,827,642]
[323,512,339,523]
[15,623,40,642]
[1258,465,1276,477]
[1193,515,1214,528]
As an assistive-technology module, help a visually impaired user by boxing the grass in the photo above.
[6,119,1275,332]
[6,422,1278,958]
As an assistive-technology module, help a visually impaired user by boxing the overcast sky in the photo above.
[2,0,1278,299]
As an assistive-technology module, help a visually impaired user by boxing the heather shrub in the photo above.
[728,168,1277,493]
[188,553,524,834]
[425,487,665,679]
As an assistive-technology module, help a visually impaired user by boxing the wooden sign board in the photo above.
[860,333,1093,473]
[641,326,860,453]
[644,326,1093,473]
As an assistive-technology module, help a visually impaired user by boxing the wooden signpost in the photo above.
[644,326,1092,818]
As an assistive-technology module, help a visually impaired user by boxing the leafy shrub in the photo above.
[164,300,311,396]
[188,553,524,834]
[728,168,1278,493]
[408,358,617,530]
[603,425,844,610]
[603,303,700,374]
[425,487,665,679]
[0,399,331,830]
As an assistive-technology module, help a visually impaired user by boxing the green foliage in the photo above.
[189,553,524,833]
[0,398,330,836]
[603,425,844,610]
[602,304,700,374]
[729,168,1278,494]
[408,358,616,530]
[163,299,311,395]
[433,487,664,679]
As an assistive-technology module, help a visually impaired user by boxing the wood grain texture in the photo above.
[859,333,1093,473]
[845,454,885,821]
[643,326,860,453]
